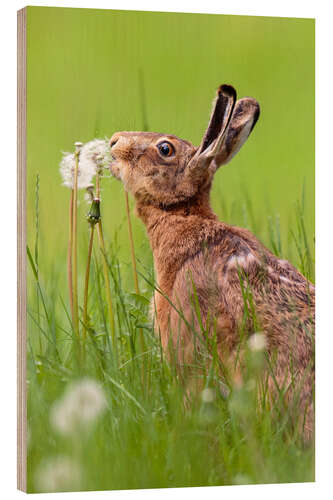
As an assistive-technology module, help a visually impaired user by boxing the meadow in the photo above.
[25,7,315,492]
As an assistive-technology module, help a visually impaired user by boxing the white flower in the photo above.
[201,388,215,403]
[35,456,82,492]
[60,138,112,189]
[248,332,267,352]
[50,378,107,435]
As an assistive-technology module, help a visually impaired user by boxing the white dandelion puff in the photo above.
[60,152,95,190]
[50,378,107,435]
[79,138,113,173]
[60,138,112,189]
[248,332,267,352]
[35,456,82,493]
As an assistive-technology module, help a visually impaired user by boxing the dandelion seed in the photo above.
[201,388,215,403]
[80,138,113,173]
[85,185,95,203]
[35,456,82,492]
[60,139,112,189]
[248,332,267,352]
[60,152,93,189]
[50,378,107,435]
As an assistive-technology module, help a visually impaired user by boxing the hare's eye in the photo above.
[157,142,175,158]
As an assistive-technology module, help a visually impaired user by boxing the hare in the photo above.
[109,84,315,437]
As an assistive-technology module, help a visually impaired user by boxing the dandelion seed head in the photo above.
[50,378,107,435]
[60,152,96,190]
[35,456,82,493]
[248,332,267,352]
[60,138,112,189]
[80,139,113,173]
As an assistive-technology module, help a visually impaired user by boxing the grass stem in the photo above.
[124,190,140,295]
[124,189,146,386]
[34,174,42,353]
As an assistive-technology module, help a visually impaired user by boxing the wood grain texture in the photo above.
[17,7,27,493]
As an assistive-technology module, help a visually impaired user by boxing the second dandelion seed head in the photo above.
[50,378,108,435]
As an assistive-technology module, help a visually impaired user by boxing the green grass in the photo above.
[25,6,315,493]
[26,178,314,492]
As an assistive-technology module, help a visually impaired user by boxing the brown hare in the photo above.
[109,84,315,437]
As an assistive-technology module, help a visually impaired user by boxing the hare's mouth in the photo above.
[109,158,124,182]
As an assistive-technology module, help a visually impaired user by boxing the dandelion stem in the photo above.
[83,192,101,357]
[95,171,116,356]
[95,169,101,199]
[83,223,95,342]
[67,189,74,324]
[72,143,82,350]
[97,219,116,352]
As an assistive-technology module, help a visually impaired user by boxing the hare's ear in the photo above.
[210,97,260,172]
[198,84,237,156]
[187,84,236,175]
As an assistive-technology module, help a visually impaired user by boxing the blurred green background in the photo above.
[25,8,315,491]
[26,6,315,289]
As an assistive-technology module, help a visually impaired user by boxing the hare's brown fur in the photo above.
[109,85,315,437]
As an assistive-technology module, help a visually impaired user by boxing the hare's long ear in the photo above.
[188,86,260,179]
[187,84,236,175]
[198,84,236,156]
[210,97,260,172]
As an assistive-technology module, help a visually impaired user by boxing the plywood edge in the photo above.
[17,6,27,493]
